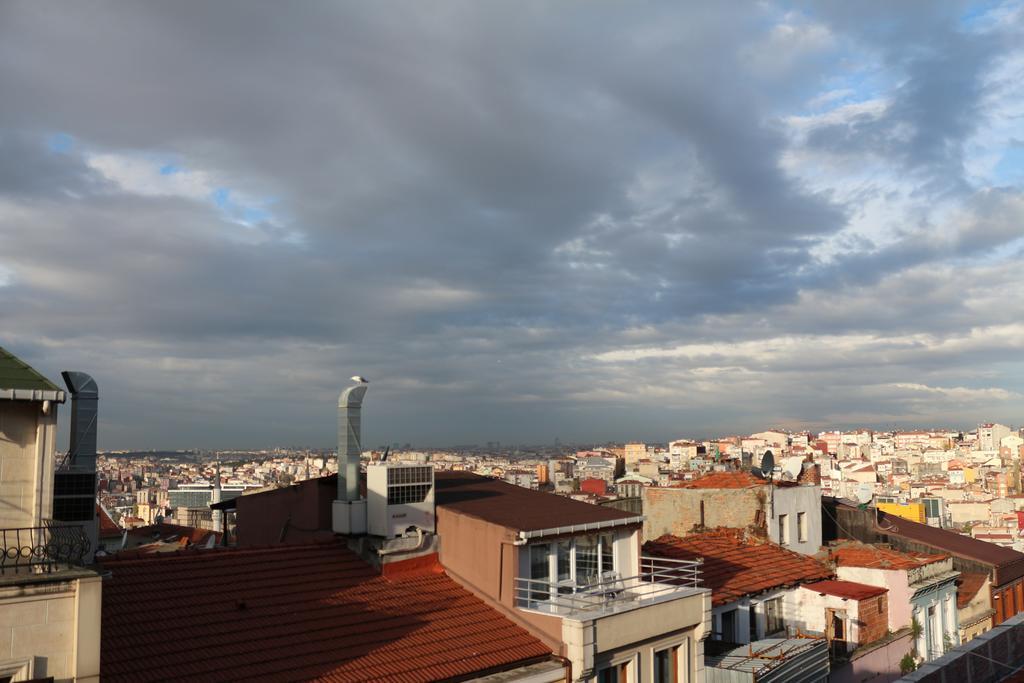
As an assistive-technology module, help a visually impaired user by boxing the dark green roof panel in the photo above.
[0,346,62,392]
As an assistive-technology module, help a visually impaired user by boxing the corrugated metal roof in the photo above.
[0,346,63,395]
[100,541,553,682]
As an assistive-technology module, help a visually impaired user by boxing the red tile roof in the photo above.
[831,499,1024,586]
[802,579,887,600]
[644,529,832,606]
[831,542,948,570]
[435,471,637,532]
[100,541,553,682]
[97,504,121,536]
[124,522,222,548]
[957,572,989,609]
[673,471,766,489]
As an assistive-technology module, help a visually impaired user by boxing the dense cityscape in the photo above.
[99,425,1024,555]
[5,2,1024,682]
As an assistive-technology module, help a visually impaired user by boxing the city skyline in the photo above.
[3,2,1024,449]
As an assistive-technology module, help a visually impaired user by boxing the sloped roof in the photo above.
[644,529,833,606]
[434,471,637,533]
[100,541,553,682]
[802,579,887,601]
[97,504,121,536]
[674,472,766,489]
[831,542,948,570]
[0,346,63,395]
[957,572,990,609]
[837,500,1024,585]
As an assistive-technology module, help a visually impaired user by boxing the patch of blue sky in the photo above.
[159,163,180,175]
[47,132,74,153]
[207,186,277,227]
[210,187,231,209]
[959,0,1010,31]
[991,146,1024,185]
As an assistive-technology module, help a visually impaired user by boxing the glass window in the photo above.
[557,540,572,583]
[797,512,807,543]
[598,665,621,683]
[654,647,676,683]
[601,533,615,573]
[576,535,599,586]
[530,544,549,580]
[778,514,789,545]
[529,544,550,602]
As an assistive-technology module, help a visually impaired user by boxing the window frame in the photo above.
[778,513,790,546]
[525,533,619,594]
[797,511,807,543]
[764,596,784,635]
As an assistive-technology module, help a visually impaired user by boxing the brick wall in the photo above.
[858,593,890,645]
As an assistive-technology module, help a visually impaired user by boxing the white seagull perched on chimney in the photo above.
[350,375,369,384]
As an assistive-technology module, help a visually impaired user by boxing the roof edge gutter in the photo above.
[518,515,645,541]
[0,388,66,402]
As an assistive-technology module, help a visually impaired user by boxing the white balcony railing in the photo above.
[514,555,702,618]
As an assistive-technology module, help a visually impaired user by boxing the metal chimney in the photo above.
[62,371,98,472]
[211,460,223,534]
[55,371,99,563]
[338,383,367,502]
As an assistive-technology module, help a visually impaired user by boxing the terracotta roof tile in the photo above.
[673,472,766,489]
[644,529,832,606]
[802,579,887,600]
[831,543,948,570]
[99,541,552,682]
[957,572,989,609]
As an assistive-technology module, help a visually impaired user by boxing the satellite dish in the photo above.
[760,451,775,476]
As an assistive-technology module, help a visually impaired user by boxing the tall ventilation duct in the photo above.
[55,371,99,562]
[332,381,368,534]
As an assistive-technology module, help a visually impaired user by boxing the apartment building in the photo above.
[0,348,100,682]
[643,470,823,556]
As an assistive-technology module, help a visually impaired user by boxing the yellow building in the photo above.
[877,501,926,524]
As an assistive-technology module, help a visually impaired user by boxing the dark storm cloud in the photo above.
[1,1,1022,447]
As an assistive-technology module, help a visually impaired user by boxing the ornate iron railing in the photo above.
[0,521,90,575]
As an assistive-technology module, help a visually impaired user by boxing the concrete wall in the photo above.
[566,590,710,683]
[0,572,101,683]
[788,585,888,649]
[643,486,765,541]
[771,485,823,555]
[643,483,821,554]
[831,630,915,683]
[235,477,336,546]
[435,505,564,649]
[0,400,56,530]
[838,566,912,630]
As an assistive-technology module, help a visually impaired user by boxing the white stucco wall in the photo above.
[769,485,822,556]
[836,566,910,630]
[0,400,57,530]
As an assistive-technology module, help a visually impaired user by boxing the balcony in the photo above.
[0,521,91,575]
[514,555,703,619]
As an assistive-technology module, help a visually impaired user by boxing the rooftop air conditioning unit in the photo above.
[367,463,436,538]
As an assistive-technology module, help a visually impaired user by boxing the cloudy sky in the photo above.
[2,2,1024,449]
